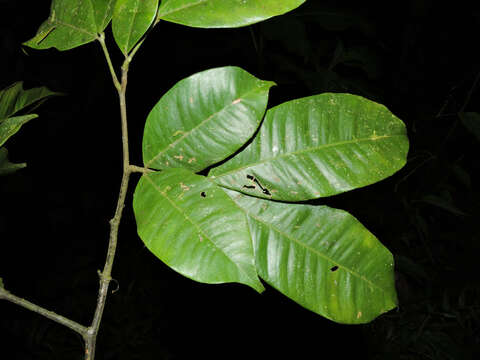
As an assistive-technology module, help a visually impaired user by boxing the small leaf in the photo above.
[112,0,159,55]
[143,66,274,172]
[0,278,4,289]
[23,0,116,51]
[133,168,264,293]
[225,189,397,324]
[0,115,38,147]
[0,148,27,176]
[0,82,60,119]
[210,93,409,201]
[157,0,306,28]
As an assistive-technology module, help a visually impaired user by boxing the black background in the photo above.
[1,1,479,359]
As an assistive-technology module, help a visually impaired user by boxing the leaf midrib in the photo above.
[212,134,403,178]
[158,0,208,18]
[244,208,388,293]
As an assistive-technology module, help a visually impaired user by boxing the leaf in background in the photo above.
[143,66,274,172]
[112,0,159,55]
[0,148,26,176]
[0,115,38,147]
[0,82,60,119]
[157,0,306,28]
[23,0,116,50]
[224,189,397,323]
[459,112,480,142]
[210,93,409,201]
[133,168,264,293]
[419,195,468,217]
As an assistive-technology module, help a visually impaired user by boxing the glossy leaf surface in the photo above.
[133,168,264,292]
[0,115,38,147]
[225,189,397,323]
[0,148,26,175]
[157,0,306,28]
[211,93,409,201]
[143,66,274,172]
[0,82,60,120]
[24,0,116,50]
[112,0,159,55]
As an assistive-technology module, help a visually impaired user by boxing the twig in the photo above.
[0,286,87,335]
[83,41,140,360]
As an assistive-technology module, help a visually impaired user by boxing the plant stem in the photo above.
[83,44,136,360]
[98,33,121,92]
[0,287,87,335]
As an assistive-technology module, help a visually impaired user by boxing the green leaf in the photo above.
[143,66,275,172]
[0,115,38,147]
[0,148,26,176]
[210,93,409,201]
[112,0,159,55]
[0,82,60,120]
[157,0,306,28]
[133,168,264,293]
[224,189,397,323]
[459,112,480,142]
[23,0,116,50]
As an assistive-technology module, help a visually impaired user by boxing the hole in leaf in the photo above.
[330,266,339,272]
[246,174,255,180]
[243,185,256,189]
[200,192,206,197]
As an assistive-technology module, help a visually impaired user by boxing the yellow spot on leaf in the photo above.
[188,157,196,163]
[174,155,184,160]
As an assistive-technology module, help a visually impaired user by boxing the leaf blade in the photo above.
[0,148,27,176]
[157,0,306,28]
[23,0,116,51]
[210,93,409,201]
[0,115,38,147]
[142,66,274,172]
[0,82,60,119]
[112,0,159,55]
[133,168,264,293]
[225,189,397,323]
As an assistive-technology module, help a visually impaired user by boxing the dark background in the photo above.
[1,0,479,359]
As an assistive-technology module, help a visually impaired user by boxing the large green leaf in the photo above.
[210,93,409,201]
[0,82,60,120]
[0,115,38,147]
[143,66,274,172]
[224,189,397,323]
[112,0,159,55]
[133,168,264,293]
[0,148,26,176]
[157,0,306,28]
[23,0,116,50]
